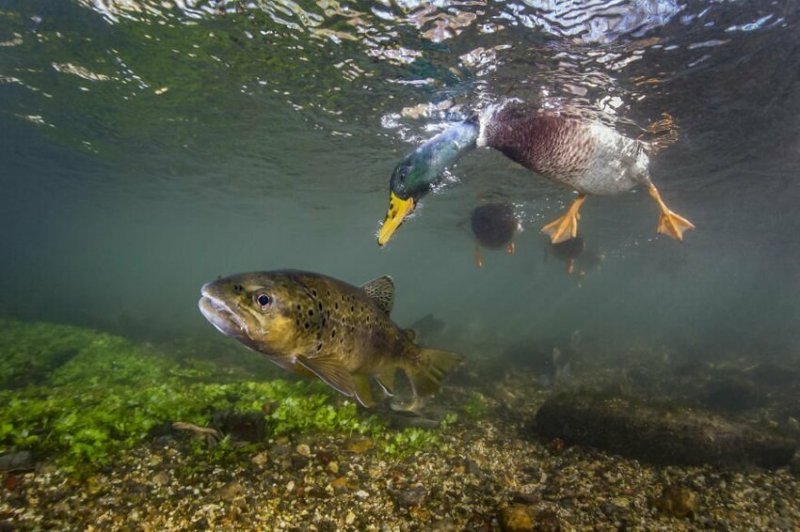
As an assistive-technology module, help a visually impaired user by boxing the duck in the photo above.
[469,202,520,267]
[377,100,694,246]
[546,235,605,276]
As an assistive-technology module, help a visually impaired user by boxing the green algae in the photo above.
[0,319,443,473]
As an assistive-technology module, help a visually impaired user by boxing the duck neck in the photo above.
[420,120,479,178]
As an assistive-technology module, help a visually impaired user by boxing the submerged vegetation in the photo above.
[0,319,445,474]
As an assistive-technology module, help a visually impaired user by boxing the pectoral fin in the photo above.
[296,354,357,401]
[375,368,398,397]
[353,374,376,408]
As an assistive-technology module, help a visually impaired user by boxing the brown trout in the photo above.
[198,270,463,409]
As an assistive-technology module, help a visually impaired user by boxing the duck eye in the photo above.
[398,165,411,181]
[256,294,271,308]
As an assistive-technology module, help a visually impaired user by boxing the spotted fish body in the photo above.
[198,270,462,408]
[478,102,652,195]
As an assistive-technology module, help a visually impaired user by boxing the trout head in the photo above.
[198,272,315,358]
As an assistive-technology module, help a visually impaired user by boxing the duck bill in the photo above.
[378,192,416,246]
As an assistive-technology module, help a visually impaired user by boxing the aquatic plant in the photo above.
[462,391,489,420]
[0,320,444,473]
[382,428,441,458]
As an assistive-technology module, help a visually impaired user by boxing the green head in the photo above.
[378,121,479,246]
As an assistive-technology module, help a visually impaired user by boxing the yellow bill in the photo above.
[378,192,416,246]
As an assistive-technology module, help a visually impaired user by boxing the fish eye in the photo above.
[255,293,271,309]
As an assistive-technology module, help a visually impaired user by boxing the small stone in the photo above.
[535,509,561,532]
[217,481,243,502]
[148,454,163,467]
[499,504,534,532]
[327,461,339,474]
[611,497,630,509]
[330,476,348,491]
[394,485,427,507]
[345,437,373,454]
[345,510,356,525]
[355,489,369,499]
[296,443,311,458]
[251,451,269,467]
[0,451,33,472]
[654,485,699,519]
[286,480,295,493]
[152,471,170,486]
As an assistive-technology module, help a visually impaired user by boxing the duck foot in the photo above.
[507,241,515,255]
[648,185,695,241]
[541,194,586,244]
[474,246,484,268]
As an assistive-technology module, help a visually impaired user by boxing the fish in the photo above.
[198,270,463,409]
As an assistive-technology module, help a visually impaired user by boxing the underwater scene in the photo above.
[1,0,800,529]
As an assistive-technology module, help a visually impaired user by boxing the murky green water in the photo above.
[3,0,797,362]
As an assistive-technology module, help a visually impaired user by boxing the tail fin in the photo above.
[406,348,464,398]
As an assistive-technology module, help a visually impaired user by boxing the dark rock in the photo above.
[466,458,484,477]
[192,517,210,530]
[511,491,541,504]
[534,509,561,532]
[702,378,761,412]
[0,451,33,472]
[393,484,427,507]
[530,392,796,468]
[212,410,266,442]
[464,512,493,532]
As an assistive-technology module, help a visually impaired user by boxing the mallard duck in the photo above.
[469,202,520,267]
[546,236,605,276]
[378,101,694,246]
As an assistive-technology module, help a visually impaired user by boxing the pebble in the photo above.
[296,444,311,458]
[0,451,33,472]
[216,481,243,502]
[251,451,269,467]
[499,504,534,532]
[345,438,373,454]
[394,485,427,507]
[152,471,170,486]
[345,510,356,525]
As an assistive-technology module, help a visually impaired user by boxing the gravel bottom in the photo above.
[2,371,799,531]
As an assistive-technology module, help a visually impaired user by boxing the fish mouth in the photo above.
[198,286,247,339]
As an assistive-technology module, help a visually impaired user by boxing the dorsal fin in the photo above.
[361,275,394,315]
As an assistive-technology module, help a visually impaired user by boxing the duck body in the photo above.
[378,100,693,246]
[478,102,651,196]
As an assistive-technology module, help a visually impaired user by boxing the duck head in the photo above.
[378,120,479,246]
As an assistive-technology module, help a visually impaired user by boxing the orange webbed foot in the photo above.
[648,185,695,241]
[541,194,586,244]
